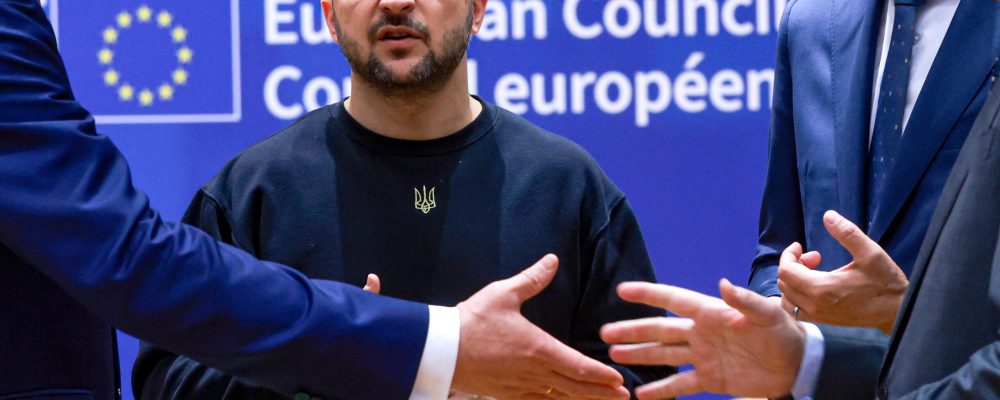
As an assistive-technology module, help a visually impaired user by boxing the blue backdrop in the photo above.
[46,0,780,398]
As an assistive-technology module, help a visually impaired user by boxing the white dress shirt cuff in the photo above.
[790,322,825,400]
[409,305,461,400]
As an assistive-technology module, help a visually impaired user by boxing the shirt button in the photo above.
[878,386,889,399]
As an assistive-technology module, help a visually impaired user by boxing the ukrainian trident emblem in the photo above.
[414,186,436,214]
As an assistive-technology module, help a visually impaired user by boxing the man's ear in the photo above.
[470,0,487,35]
[321,0,341,45]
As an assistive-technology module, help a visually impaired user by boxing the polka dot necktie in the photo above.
[868,0,924,228]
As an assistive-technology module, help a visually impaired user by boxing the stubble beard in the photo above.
[335,10,473,99]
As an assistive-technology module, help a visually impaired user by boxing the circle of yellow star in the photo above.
[102,27,119,44]
[116,11,133,28]
[137,5,153,22]
[118,84,135,101]
[172,68,189,85]
[158,83,175,101]
[138,89,155,106]
[103,69,120,86]
[100,7,192,106]
[98,48,114,65]
[157,10,173,28]
[176,46,193,64]
[171,26,188,43]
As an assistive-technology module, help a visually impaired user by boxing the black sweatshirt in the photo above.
[134,97,672,399]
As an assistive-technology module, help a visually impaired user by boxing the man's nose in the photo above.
[378,0,415,15]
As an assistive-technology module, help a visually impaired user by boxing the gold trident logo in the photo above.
[414,185,436,214]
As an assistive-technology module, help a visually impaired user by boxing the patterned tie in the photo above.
[868,0,924,227]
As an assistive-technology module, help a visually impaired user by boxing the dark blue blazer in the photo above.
[814,61,1000,400]
[0,1,428,399]
[750,0,999,296]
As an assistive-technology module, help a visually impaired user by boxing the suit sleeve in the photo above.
[813,325,887,400]
[132,192,285,400]
[750,0,807,297]
[0,2,427,399]
[574,197,676,393]
[892,229,1000,400]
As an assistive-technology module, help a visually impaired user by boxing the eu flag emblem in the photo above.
[54,0,241,124]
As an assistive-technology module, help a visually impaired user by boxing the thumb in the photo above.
[719,278,784,326]
[823,210,878,262]
[363,273,381,294]
[504,254,559,303]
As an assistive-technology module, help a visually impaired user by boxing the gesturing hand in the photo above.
[778,210,908,333]
[601,280,805,399]
[451,254,629,400]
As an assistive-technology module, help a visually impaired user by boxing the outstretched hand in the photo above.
[602,279,805,399]
[778,210,908,333]
[452,254,630,400]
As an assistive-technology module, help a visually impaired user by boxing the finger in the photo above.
[363,273,381,294]
[549,372,631,399]
[777,257,822,292]
[780,242,804,265]
[634,371,702,399]
[608,342,693,366]
[800,251,822,269]
[823,210,880,262]
[503,254,559,303]
[542,340,625,387]
[719,278,785,326]
[777,279,814,319]
[770,296,793,315]
[600,317,693,345]
[616,281,717,317]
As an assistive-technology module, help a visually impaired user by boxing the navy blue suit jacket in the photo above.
[0,1,428,399]
[814,60,1000,400]
[751,0,999,296]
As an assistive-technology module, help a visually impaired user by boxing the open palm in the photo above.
[602,280,806,399]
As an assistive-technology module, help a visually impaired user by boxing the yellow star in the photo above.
[102,27,118,44]
[118,84,134,101]
[156,10,172,28]
[98,48,114,65]
[158,83,175,100]
[137,5,153,22]
[172,68,189,85]
[103,69,120,86]
[177,46,193,64]
[138,89,155,106]
[171,25,188,43]
[116,11,132,28]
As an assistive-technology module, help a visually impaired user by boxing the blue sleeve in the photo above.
[813,325,886,400]
[0,1,427,398]
[132,191,286,400]
[750,0,806,297]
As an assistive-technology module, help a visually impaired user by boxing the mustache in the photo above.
[367,14,431,44]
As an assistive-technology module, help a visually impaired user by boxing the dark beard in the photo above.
[336,11,473,99]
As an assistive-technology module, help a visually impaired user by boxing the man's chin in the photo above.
[377,59,424,77]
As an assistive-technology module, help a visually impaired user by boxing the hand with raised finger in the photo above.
[777,210,907,333]
[362,273,381,294]
[601,280,805,399]
[451,254,630,400]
